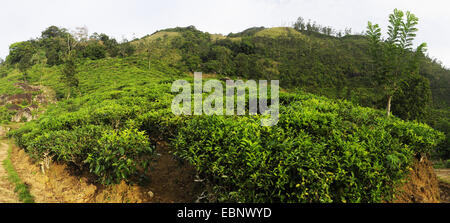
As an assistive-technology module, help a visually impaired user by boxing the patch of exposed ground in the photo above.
[435,169,450,183]
[434,169,450,203]
[10,141,202,203]
[394,157,441,203]
[0,82,56,123]
[145,142,203,203]
[0,140,19,203]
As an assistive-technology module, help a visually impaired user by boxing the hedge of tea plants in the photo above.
[7,56,185,184]
[3,56,444,202]
[173,92,444,203]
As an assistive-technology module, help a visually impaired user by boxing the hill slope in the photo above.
[0,54,443,202]
[0,25,447,203]
[131,26,450,159]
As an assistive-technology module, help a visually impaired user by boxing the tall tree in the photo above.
[366,9,428,117]
[61,55,79,99]
[293,17,306,31]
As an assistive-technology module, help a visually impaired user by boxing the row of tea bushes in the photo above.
[173,92,444,203]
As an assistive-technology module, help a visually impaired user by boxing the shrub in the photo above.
[173,93,444,203]
[5,56,444,203]
[84,128,154,185]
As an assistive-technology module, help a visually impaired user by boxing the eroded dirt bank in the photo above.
[394,158,441,203]
[10,142,202,203]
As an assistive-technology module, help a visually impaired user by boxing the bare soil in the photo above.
[9,141,202,203]
[434,169,450,203]
[2,82,204,203]
[435,169,450,183]
[394,157,441,203]
[0,142,19,203]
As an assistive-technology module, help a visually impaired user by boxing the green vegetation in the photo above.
[434,159,450,169]
[174,93,443,202]
[367,9,427,117]
[8,56,182,185]
[4,55,443,202]
[0,107,15,125]
[2,141,35,203]
[0,8,448,202]
[127,10,449,161]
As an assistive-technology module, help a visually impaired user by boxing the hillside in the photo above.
[130,25,450,160]
[134,26,450,109]
[0,23,448,203]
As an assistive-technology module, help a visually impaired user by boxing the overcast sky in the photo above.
[1,0,449,67]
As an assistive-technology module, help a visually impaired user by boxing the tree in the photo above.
[117,40,135,58]
[293,17,306,31]
[344,28,352,36]
[92,33,120,57]
[61,27,81,99]
[207,46,234,75]
[81,41,107,60]
[391,74,432,121]
[6,41,36,68]
[366,9,428,117]
[0,58,7,78]
[61,55,79,99]
[41,26,69,39]
[6,41,37,82]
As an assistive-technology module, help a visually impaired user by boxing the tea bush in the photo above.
[7,56,180,184]
[174,92,444,203]
[3,56,444,201]
[85,128,153,185]
[0,107,14,124]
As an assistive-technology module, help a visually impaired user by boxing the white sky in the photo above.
[1,0,449,67]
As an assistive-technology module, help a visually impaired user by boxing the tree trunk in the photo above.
[67,88,71,100]
[387,95,392,117]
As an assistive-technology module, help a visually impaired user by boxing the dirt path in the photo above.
[435,169,450,203]
[0,142,19,203]
[435,169,450,183]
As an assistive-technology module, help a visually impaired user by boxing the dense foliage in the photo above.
[0,17,448,201]
[5,56,444,200]
[5,26,135,70]
[132,23,449,160]
[7,57,183,184]
[174,92,443,202]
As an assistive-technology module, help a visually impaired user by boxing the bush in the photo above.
[7,57,179,184]
[10,124,154,184]
[434,160,450,169]
[84,128,154,185]
[0,107,13,124]
[173,93,444,203]
[5,55,444,203]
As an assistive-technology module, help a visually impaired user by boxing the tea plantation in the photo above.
[0,55,443,202]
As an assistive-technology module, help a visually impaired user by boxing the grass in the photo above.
[254,27,305,38]
[437,175,450,185]
[1,140,34,203]
[434,159,450,169]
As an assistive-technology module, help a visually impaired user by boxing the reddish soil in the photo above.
[14,83,40,92]
[7,93,33,104]
[145,142,203,202]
